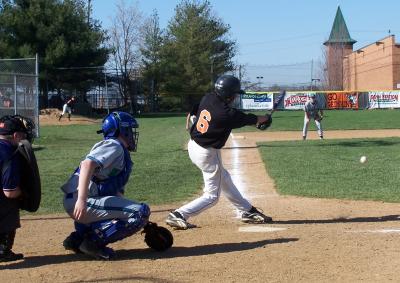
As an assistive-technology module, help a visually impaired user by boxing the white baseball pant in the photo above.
[176,139,252,220]
[302,114,323,138]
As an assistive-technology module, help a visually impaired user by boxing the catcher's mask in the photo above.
[0,115,35,143]
[214,75,245,102]
[97,111,139,152]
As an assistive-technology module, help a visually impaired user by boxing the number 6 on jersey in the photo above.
[196,109,211,134]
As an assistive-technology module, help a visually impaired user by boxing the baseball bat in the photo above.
[257,90,286,130]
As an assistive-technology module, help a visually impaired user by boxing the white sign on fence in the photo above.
[241,93,273,110]
[368,91,400,109]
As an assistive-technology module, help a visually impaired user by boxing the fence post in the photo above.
[13,74,17,115]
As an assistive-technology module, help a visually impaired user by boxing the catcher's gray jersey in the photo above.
[61,139,126,196]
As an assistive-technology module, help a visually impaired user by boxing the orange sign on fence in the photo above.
[327,92,358,109]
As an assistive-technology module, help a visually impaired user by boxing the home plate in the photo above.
[231,134,245,139]
[239,226,287,233]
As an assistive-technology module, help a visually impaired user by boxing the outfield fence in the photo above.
[237,90,400,111]
[0,56,39,136]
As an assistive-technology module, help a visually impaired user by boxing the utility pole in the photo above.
[87,0,91,25]
[310,59,314,91]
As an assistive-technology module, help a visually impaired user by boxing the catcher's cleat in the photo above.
[0,250,23,262]
[63,232,83,254]
[166,211,196,230]
[241,206,272,224]
[78,239,115,260]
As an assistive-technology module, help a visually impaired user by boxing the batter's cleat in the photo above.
[0,250,24,262]
[241,206,272,224]
[63,232,83,254]
[166,211,196,230]
[78,239,115,260]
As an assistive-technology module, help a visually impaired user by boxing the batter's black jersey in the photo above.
[190,93,257,149]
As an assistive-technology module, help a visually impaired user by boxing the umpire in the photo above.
[0,115,39,262]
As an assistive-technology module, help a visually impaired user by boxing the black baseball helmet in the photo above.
[214,75,245,101]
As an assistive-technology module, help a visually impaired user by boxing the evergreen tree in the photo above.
[140,10,164,112]
[0,0,109,96]
[162,0,236,109]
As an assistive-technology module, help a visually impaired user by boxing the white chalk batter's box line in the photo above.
[238,226,287,233]
[346,228,400,234]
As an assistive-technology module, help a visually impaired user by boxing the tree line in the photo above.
[0,0,237,111]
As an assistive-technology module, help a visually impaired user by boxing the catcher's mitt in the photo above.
[256,114,272,131]
[142,222,173,251]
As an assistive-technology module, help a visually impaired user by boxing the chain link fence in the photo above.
[0,57,39,136]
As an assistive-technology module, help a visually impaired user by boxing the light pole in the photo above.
[311,78,320,91]
[256,76,263,90]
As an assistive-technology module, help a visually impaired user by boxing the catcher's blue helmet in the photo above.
[98,112,139,151]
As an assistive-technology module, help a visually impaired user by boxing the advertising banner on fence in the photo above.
[368,91,400,109]
[326,92,358,109]
[241,92,273,110]
[283,92,311,110]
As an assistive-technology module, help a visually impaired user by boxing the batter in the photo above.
[166,75,273,230]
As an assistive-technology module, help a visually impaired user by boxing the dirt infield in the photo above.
[1,116,400,282]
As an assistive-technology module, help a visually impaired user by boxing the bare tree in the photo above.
[318,46,329,90]
[108,0,144,113]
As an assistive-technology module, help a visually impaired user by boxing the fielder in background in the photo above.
[166,75,273,230]
[0,115,40,262]
[59,96,76,121]
[302,93,324,140]
[61,112,172,260]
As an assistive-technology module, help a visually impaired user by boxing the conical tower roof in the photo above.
[324,6,356,45]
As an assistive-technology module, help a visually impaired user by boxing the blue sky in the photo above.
[92,0,400,86]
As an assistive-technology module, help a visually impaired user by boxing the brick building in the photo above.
[343,35,400,90]
[325,6,400,91]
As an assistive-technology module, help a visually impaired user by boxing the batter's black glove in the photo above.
[142,222,173,251]
[256,114,272,130]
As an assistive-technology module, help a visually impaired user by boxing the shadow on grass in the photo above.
[258,139,400,149]
[327,139,400,147]
[0,238,298,269]
[273,214,400,225]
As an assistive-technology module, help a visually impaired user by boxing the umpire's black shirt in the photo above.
[190,92,257,149]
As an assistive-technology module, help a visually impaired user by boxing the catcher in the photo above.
[166,75,273,230]
[61,112,172,260]
[302,93,324,140]
[0,115,40,262]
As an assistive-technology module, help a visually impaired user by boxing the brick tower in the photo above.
[324,6,356,90]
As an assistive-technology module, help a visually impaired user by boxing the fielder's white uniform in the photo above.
[61,102,72,115]
[303,99,323,139]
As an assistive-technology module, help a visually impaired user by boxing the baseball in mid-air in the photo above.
[360,156,367,164]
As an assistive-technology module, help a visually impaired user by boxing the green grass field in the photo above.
[258,138,400,202]
[33,109,400,214]
[239,109,400,131]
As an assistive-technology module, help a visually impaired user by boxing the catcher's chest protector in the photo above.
[2,140,41,212]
